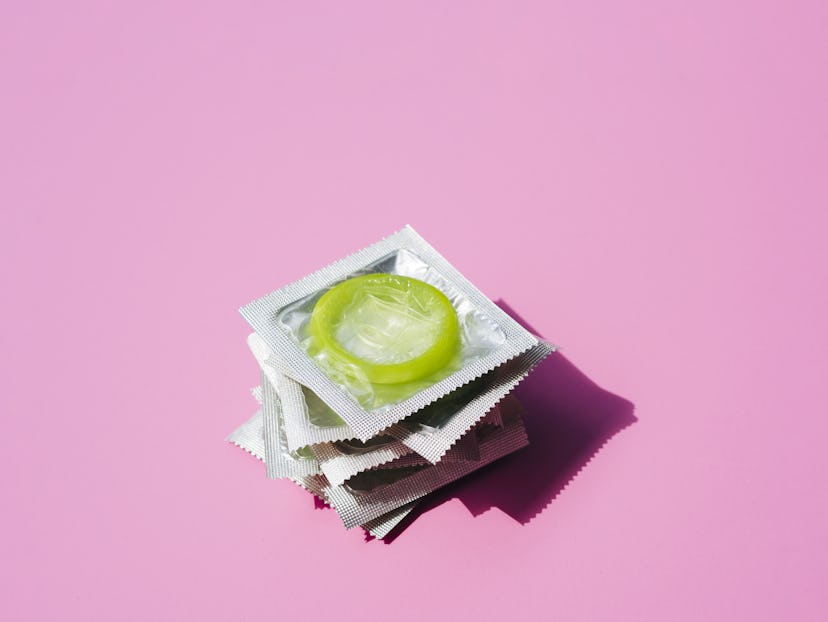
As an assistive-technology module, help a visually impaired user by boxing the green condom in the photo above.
[309,273,460,385]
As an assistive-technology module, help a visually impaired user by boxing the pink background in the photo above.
[2,1,827,620]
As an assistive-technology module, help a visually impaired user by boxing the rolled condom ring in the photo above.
[309,273,459,385]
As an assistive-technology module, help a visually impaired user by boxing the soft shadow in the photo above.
[380,301,636,542]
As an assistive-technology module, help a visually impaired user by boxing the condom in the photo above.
[240,225,540,441]
[232,226,559,537]
[308,273,460,385]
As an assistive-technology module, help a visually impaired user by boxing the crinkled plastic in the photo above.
[240,225,540,441]
[308,273,461,385]
[277,250,505,410]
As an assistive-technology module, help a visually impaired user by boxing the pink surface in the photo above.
[2,1,827,620]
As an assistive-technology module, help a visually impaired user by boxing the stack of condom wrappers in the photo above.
[227,226,556,538]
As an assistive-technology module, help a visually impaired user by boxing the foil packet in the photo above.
[260,370,321,479]
[359,501,417,539]
[225,409,414,539]
[296,403,529,529]
[255,364,482,486]
[311,435,414,487]
[226,409,266,461]
[249,332,553,463]
[247,333,356,447]
[312,421,482,487]
[240,225,541,441]
[321,402,511,484]
[249,333,483,463]
[385,340,553,462]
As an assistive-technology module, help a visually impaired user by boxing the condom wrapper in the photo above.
[228,225,558,538]
[226,409,266,461]
[253,355,482,486]
[311,420,481,487]
[240,225,540,441]
[248,333,484,464]
[309,273,460,386]
[248,333,484,463]
[225,409,416,539]
[359,501,418,539]
[259,370,321,479]
[384,341,553,461]
[248,332,553,464]
[296,402,529,529]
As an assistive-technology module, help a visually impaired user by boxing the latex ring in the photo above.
[309,273,459,384]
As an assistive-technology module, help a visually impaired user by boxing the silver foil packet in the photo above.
[249,333,484,463]
[225,409,414,538]
[359,501,417,539]
[385,340,553,462]
[260,370,321,479]
[247,333,354,448]
[248,332,553,464]
[240,225,541,441]
[312,420,484,487]
[311,435,414,487]
[258,370,479,484]
[255,360,479,485]
[295,404,530,529]
[226,409,266,461]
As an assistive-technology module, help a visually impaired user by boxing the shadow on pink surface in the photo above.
[374,301,637,542]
